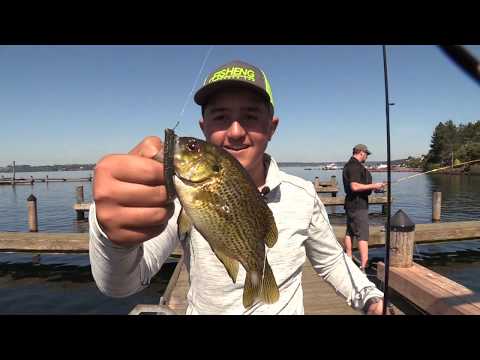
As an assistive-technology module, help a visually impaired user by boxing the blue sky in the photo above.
[1,45,479,166]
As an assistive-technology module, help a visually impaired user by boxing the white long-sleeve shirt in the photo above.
[89,156,383,314]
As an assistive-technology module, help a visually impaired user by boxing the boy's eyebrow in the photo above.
[206,105,264,114]
[206,107,228,115]
[243,106,262,112]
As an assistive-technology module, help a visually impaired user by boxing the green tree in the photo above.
[456,142,480,162]
[426,121,457,165]
[425,120,480,170]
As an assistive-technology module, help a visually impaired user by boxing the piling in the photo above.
[389,210,415,267]
[330,175,337,186]
[76,186,85,220]
[432,191,442,222]
[27,194,38,232]
[330,176,337,214]
[12,161,16,185]
[314,177,320,189]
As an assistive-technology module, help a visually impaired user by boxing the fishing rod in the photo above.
[439,45,480,85]
[381,45,392,316]
[380,45,480,315]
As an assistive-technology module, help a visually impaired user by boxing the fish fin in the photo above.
[243,271,261,308]
[260,260,280,304]
[212,248,239,284]
[177,207,192,241]
[264,219,278,248]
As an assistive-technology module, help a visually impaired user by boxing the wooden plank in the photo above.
[0,232,184,253]
[74,197,389,210]
[377,262,480,315]
[333,221,480,249]
[302,259,360,315]
[166,260,189,314]
[0,232,89,252]
[315,186,338,193]
[74,203,91,211]
[74,197,385,211]
[0,181,33,186]
[161,254,185,305]
[412,221,480,243]
[316,181,335,186]
[1,221,480,253]
[333,226,385,248]
[320,195,389,206]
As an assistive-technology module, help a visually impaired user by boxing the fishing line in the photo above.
[391,159,480,185]
[178,45,214,122]
[260,245,268,298]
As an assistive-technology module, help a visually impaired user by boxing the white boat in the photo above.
[323,163,339,170]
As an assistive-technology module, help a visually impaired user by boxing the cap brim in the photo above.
[194,80,270,106]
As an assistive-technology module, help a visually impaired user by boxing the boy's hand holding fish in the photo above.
[93,136,175,246]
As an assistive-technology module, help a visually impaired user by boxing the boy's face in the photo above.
[200,88,279,173]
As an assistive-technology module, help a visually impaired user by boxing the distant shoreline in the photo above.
[0,165,95,173]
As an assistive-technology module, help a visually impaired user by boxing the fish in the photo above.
[171,134,280,308]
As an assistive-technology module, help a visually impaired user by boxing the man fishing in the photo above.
[89,60,385,315]
[342,145,386,272]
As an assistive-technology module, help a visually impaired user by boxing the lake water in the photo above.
[0,168,479,314]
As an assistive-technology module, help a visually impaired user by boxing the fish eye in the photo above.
[212,164,221,173]
[187,140,200,152]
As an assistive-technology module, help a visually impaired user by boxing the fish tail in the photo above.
[243,271,261,308]
[260,260,280,304]
[243,262,280,309]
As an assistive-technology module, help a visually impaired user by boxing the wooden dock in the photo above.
[0,232,89,252]
[314,176,339,196]
[2,221,480,253]
[313,176,389,213]
[320,195,389,207]
[74,203,91,211]
[333,220,480,248]
[73,198,389,213]
[377,262,480,315]
[0,177,92,186]
[142,254,362,315]
[2,207,479,315]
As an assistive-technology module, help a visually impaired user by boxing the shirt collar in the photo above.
[263,153,281,193]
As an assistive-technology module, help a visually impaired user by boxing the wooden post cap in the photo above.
[27,194,37,202]
[390,209,415,232]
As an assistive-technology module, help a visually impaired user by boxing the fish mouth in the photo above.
[174,172,205,185]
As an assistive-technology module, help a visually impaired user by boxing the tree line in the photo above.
[422,120,480,171]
